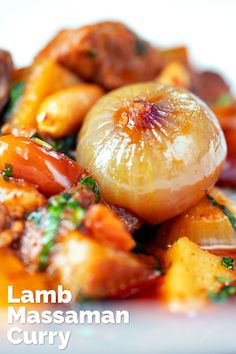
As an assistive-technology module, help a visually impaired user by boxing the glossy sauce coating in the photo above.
[0,136,83,196]
[77,83,226,224]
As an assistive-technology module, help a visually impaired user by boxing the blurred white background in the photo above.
[0,0,235,90]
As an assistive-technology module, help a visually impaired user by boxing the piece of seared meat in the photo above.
[0,49,13,112]
[191,70,232,104]
[20,184,154,299]
[36,21,162,90]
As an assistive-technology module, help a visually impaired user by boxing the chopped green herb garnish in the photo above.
[37,192,86,270]
[2,163,13,180]
[207,195,236,231]
[31,137,53,150]
[135,38,148,55]
[214,93,233,107]
[39,203,62,271]
[27,210,43,227]
[215,276,231,284]
[79,176,100,202]
[221,256,234,270]
[208,285,236,304]
[5,81,24,115]
[30,132,44,140]
[87,50,96,59]
[50,135,76,159]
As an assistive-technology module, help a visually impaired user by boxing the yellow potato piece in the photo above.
[50,231,152,299]
[162,237,236,306]
[0,250,51,308]
[159,46,189,66]
[0,175,46,217]
[10,59,79,129]
[156,61,190,89]
[37,83,104,138]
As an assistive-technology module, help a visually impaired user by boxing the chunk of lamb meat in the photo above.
[191,70,232,104]
[0,50,13,112]
[36,21,162,90]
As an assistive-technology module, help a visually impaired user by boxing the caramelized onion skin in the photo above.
[77,83,226,224]
[0,136,84,196]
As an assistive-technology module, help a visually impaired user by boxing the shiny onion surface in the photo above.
[0,136,84,196]
[77,82,226,224]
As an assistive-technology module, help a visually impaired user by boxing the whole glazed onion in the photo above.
[77,83,226,224]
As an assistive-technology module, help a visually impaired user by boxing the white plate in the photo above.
[1,300,236,353]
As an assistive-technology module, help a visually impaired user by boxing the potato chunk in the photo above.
[162,237,236,306]
[10,59,79,129]
[49,231,153,299]
[0,175,46,218]
[37,83,104,138]
[0,250,50,307]
[156,61,190,89]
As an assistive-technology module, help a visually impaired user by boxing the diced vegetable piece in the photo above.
[37,83,104,138]
[159,46,189,67]
[10,59,79,129]
[0,175,46,217]
[212,100,236,130]
[49,230,153,299]
[162,237,236,305]
[0,249,50,307]
[84,204,135,251]
[156,61,190,89]
[0,135,84,196]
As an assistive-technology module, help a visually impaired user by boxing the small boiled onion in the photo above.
[77,83,226,224]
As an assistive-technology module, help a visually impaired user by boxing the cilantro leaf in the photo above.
[50,135,76,159]
[208,285,236,304]
[221,257,234,270]
[207,195,236,231]
[5,81,24,115]
[79,176,100,202]
[2,163,13,180]
[215,94,233,107]
[29,192,86,271]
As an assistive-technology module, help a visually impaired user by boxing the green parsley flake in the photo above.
[2,163,13,180]
[31,137,53,150]
[32,192,86,271]
[208,285,236,304]
[215,94,233,107]
[207,195,236,231]
[79,176,100,202]
[5,81,24,115]
[50,135,76,159]
[215,276,231,284]
[221,257,234,270]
